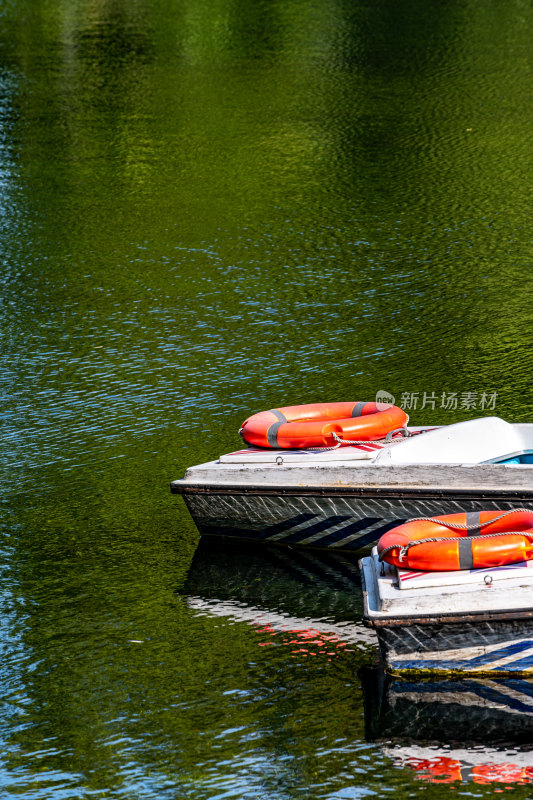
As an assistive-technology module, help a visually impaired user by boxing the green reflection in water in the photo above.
[1,0,533,796]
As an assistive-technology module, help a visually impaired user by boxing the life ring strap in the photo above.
[266,409,288,448]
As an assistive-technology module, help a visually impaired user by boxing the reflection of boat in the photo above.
[361,666,533,784]
[171,418,533,552]
[361,547,533,675]
[187,596,374,653]
[181,537,364,618]
[180,538,375,653]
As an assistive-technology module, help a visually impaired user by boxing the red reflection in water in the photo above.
[254,624,354,659]
[403,756,533,785]
[404,756,462,783]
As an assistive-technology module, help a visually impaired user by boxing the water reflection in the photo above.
[361,666,533,785]
[181,537,371,651]
[175,540,381,798]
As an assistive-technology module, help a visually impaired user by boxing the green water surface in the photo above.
[2,0,533,797]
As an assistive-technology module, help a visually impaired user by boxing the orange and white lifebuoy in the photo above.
[239,401,408,449]
[378,509,533,571]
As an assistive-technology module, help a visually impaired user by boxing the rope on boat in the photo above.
[329,427,411,448]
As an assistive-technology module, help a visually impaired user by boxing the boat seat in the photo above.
[374,417,524,465]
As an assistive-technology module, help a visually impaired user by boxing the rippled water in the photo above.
[2,0,533,796]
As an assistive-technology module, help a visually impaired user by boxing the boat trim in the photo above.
[172,481,533,502]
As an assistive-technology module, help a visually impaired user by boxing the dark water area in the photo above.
[2,0,533,796]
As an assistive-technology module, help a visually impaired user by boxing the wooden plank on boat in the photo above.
[218,445,384,463]
[177,462,533,492]
[397,560,533,590]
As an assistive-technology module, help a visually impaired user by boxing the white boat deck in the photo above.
[361,549,533,619]
[175,419,533,491]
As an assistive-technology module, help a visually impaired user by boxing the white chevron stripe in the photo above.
[266,517,319,541]
[393,637,533,667]
[293,520,359,546]
[480,679,533,710]
[475,644,533,672]
[329,523,388,549]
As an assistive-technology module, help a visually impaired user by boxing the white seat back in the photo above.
[374,417,523,465]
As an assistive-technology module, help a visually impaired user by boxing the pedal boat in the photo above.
[171,416,533,552]
[360,547,533,676]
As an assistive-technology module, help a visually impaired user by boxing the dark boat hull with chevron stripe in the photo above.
[171,419,533,551]
[175,486,533,552]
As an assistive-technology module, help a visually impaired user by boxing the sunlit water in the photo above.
[2,0,533,797]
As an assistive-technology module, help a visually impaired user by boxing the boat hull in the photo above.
[361,555,533,675]
[178,483,533,552]
[371,615,533,676]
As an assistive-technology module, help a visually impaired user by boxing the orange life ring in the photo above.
[239,401,408,449]
[378,509,533,571]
